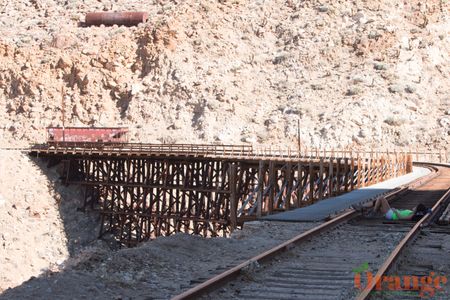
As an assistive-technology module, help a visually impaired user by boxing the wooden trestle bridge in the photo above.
[30,143,413,246]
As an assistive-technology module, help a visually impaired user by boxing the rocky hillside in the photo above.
[0,0,449,150]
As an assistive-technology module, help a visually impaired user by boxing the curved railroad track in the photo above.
[381,224,450,300]
[172,164,450,300]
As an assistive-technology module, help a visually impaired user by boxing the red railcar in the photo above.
[47,127,129,143]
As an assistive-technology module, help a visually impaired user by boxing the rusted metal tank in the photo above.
[85,12,148,27]
[47,127,129,143]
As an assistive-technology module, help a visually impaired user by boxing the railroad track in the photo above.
[382,225,450,299]
[173,164,450,300]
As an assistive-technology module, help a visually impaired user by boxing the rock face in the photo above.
[0,152,69,292]
[0,0,448,150]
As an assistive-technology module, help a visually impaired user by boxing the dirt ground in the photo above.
[0,0,449,297]
[0,221,317,299]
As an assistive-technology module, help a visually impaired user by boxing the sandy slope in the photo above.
[0,151,68,292]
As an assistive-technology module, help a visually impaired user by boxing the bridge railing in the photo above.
[251,147,448,164]
[33,142,255,157]
[31,142,448,163]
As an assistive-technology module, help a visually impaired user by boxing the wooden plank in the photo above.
[406,153,413,173]
[344,158,349,192]
[285,162,293,210]
[328,159,333,197]
[296,162,302,207]
[309,160,314,204]
[394,151,398,177]
[361,157,366,188]
[319,158,324,201]
[229,163,237,231]
[375,152,380,183]
[257,160,264,218]
[385,152,390,179]
[338,158,343,193]
[350,157,355,191]
[357,156,362,189]
[268,161,275,214]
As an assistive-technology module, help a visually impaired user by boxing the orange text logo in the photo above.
[353,263,447,298]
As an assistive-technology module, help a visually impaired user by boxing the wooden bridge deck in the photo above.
[29,143,413,246]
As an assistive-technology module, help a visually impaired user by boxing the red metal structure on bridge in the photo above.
[47,127,129,144]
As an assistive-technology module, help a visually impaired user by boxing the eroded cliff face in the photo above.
[0,0,449,149]
[0,0,449,294]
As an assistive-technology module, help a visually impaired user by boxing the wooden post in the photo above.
[375,151,381,183]
[357,155,362,189]
[336,158,341,194]
[296,162,302,207]
[379,154,383,181]
[403,152,407,174]
[257,160,264,218]
[406,153,413,173]
[344,158,349,192]
[309,160,315,204]
[268,161,275,214]
[350,157,355,191]
[402,152,406,174]
[229,163,237,231]
[390,151,394,178]
[319,158,324,201]
[285,163,293,210]
[384,150,391,180]
[328,158,333,196]
[361,157,366,188]
[393,150,401,177]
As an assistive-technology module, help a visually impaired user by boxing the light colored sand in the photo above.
[0,151,68,292]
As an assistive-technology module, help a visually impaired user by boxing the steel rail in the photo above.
[356,167,450,300]
[171,210,359,300]
[171,184,420,300]
[171,165,439,300]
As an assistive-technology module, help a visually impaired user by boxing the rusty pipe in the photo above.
[85,12,148,27]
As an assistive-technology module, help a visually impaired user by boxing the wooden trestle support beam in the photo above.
[33,148,412,247]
